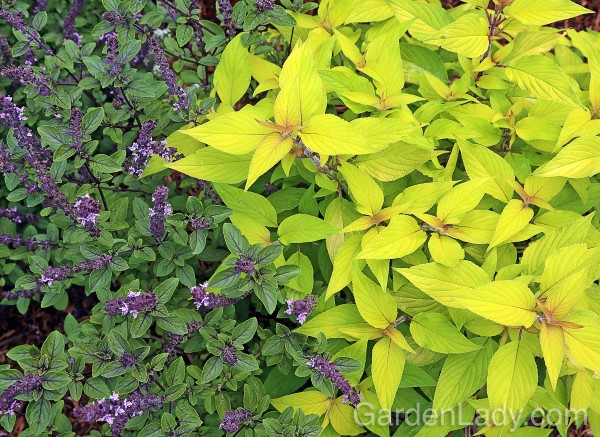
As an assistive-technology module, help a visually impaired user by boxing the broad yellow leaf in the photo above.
[410,313,481,354]
[274,42,325,127]
[545,267,590,321]
[166,147,251,184]
[344,0,394,23]
[271,391,330,416]
[278,214,339,244]
[183,112,271,154]
[564,313,600,373]
[372,336,405,410]
[350,117,419,148]
[428,234,464,267]
[393,181,456,214]
[387,0,451,40]
[352,270,397,329]
[339,162,384,216]
[213,35,251,107]
[487,341,537,417]
[326,235,364,300]
[436,179,488,225]
[539,322,564,390]
[507,0,592,26]
[459,141,515,202]
[426,13,489,58]
[299,114,376,155]
[328,400,364,435]
[505,56,580,107]
[448,210,498,244]
[246,134,293,190]
[387,326,415,353]
[534,136,600,178]
[396,260,490,308]
[296,304,380,340]
[433,338,494,411]
[488,200,534,250]
[454,280,537,327]
[357,215,426,259]
[570,371,594,411]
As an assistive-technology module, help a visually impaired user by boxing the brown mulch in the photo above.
[441,0,600,31]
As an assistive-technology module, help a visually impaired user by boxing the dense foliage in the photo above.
[1,0,600,436]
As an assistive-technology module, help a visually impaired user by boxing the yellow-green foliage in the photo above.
[157,0,600,435]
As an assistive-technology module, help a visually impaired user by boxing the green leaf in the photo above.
[26,398,51,434]
[410,313,482,354]
[277,214,339,245]
[507,0,592,25]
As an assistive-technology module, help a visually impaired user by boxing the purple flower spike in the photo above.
[105,291,158,318]
[149,186,172,240]
[221,346,238,366]
[219,408,252,433]
[190,282,250,309]
[148,37,189,112]
[125,121,180,176]
[0,373,42,416]
[285,295,318,324]
[74,194,100,227]
[307,355,362,406]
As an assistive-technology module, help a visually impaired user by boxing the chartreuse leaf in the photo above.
[213,34,250,107]
[539,322,564,391]
[357,215,426,259]
[396,260,490,308]
[183,112,271,154]
[410,313,481,354]
[372,336,405,411]
[344,0,394,23]
[274,41,325,127]
[428,234,464,267]
[487,341,537,418]
[506,0,592,26]
[387,0,451,40]
[296,304,380,340]
[166,147,251,184]
[505,56,580,106]
[271,391,330,416]
[352,270,396,329]
[299,114,378,155]
[563,312,600,373]
[278,214,339,244]
[435,179,488,225]
[339,162,383,216]
[454,281,537,327]
[459,141,515,202]
[433,338,494,411]
[214,183,278,227]
[488,200,534,250]
[328,399,365,435]
[246,133,293,189]
[426,13,489,58]
[534,137,600,178]
[326,235,364,300]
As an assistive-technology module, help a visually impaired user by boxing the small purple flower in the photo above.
[234,257,255,274]
[0,373,42,416]
[164,321,205,358]
[256,0,275,12]
[39,255,112,286]
[196,180,223,205]
[40,265,70,286]
[307,355,362,406]
[0,207,24,223]
[0,35,12,67]
[32,0,48,14]
[191,283,249,309]
[69,107,83,151]
[2,286,42,301]
[106,35,122,76]
[1,66,53,96]
[64,0,85,45]
[285,295,318,324]
[217,0,235,36]
[219,408,252,433]
[73,390,163,437]
[0,234,49,251]
[105,291,158,318]
[149,186,172,240]
[221,346,238,365]
[120,353,137,367]
[0,95,27,127]
[125,121,180,176]
[189,216,210,230]
[74,194,100,227]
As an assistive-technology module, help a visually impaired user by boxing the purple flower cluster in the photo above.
[256,0,275,12]
[0,373,42,416]
[196,180,223,205]
[2,286,42,301]
[69,107,83,151]
[306,355,362,406]
[0,34,11,67]
[33,0,48,14]
[191,282,249,309]
[217,0,235,36]
[120,352,137,367]
[1,66,52,96]
[73,390,163,437]
[125,121,180,176]
[105,291,158,318]
[149,186,172,240]
[0,234,51,251]
[285,295,317,324]
[221,346,238,365]
[0,95,27,128]
[74,194,100,227]
[234,257,255,274]
[64,0,85,45]
[148,37,189,111]
[0,207,36,224]
[189,216,210,230]
[164,321,205,358]
[39,254,113,286]
[219,408,252,433]
[106,35,122,76]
